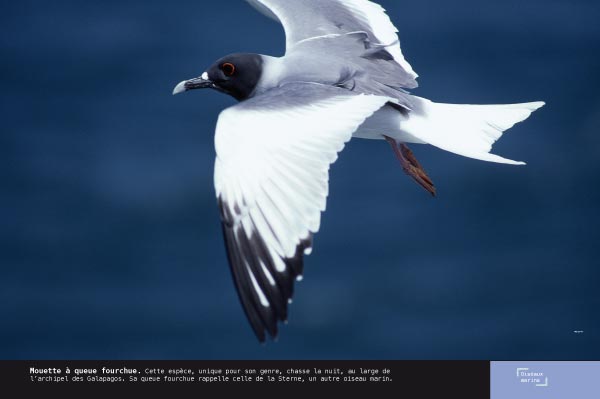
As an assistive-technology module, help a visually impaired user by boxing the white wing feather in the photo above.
[213,83,391,341]
[246,0,417,80]
[215,89,389,257]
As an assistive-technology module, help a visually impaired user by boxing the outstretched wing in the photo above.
[214,83,391,341]
[246,0,418,84]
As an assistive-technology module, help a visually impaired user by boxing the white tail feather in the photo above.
[401,96,545,165]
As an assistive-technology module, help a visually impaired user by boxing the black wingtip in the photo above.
[219,197,314,344]
[256,332,267,345]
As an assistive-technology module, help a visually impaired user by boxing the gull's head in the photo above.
[172,53,263,101]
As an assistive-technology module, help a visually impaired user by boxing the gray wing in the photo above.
[214,83,393,341]
[246,0,418,86]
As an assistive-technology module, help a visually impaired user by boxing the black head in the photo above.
[173,53,263,101]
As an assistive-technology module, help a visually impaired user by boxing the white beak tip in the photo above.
[172,81,187,96]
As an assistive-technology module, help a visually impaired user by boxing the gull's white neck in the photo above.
[254,55,286,96]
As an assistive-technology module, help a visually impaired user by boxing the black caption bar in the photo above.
[0,361,489,397]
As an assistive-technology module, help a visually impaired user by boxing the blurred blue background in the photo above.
[1,0,599,360]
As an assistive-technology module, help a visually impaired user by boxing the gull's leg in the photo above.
[384,135,436,197]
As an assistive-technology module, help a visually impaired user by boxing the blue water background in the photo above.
[1,0,599,359]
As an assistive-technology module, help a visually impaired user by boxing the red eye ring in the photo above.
[222,62,236,76]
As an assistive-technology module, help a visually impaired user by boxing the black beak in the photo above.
[172,75,213,95]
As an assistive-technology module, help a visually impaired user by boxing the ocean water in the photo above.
[1,0,599,359]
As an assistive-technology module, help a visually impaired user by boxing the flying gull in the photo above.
[173,0,544,342]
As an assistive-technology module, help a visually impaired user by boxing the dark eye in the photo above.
[221,63,236,76]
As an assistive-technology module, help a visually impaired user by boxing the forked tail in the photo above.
[401,96,545,165]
